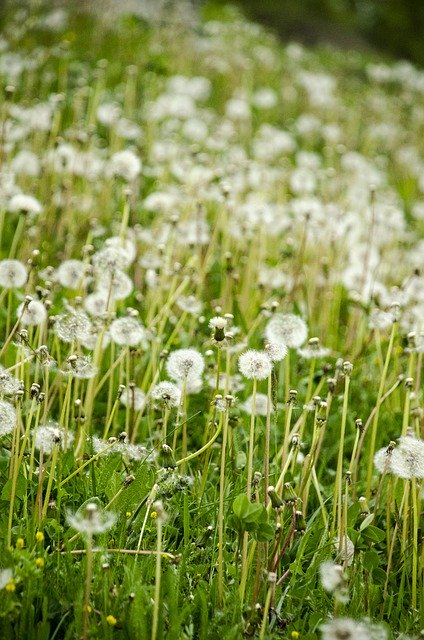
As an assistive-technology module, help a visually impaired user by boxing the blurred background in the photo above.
[1,0,424,66]
[213,0,424,65]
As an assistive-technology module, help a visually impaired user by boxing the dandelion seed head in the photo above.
[265,341,288,362]
[104,236,137,264]
[110,317,146,347]
[17,299,47,326]
[368,308,394,330]
[54,311,92,343]
[375,434,424,479]
[265,313,308,348]
[209,316,228,330]
[92,245,130,272]
[33,422,74,453]
[175,295,203,315]
[0,400,16,436]
[320,618,371,640]
[120,386,146,411]
[9,193,42,215]
[97,269,133,300]
[166,348,205,382]
[62,354,98,379]
[298,337,331,359]
[238,349,272,380]
[150,381,181,408]
[55,260,88,289]
[0,369,23,396]
[241,392,272,416]
[108,149,141,182]
[84,291,109,317]
[319,560,344,593]
[66,502,117,536]
[0,259,27,288]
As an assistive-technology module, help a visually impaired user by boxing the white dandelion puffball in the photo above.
[374,433,424,479]
[265,313,308,348]
[9,193,42,215]
[150,381,182,408]
[66,502,117,536]
[17,299,47,326]
[55,260,88,289]
[265,341,288,362]
[0,400,16,436]
[120,386,146,411]
[238,349,272,380]
[241,393,272,416]
[108,149,141,182]
[0,260,27,288]
[166,348,205,382]
[54,312,92,343]
[109,317,146,347]
[33,423,74,453]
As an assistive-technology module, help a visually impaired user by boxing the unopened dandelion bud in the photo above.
[282,482,298,505]
[196,525,214,547]
[102,563,110,571]
[19,329,29,342]
[30,383,41,398]
[252,471,262,487]
[342,361,353,376]
[267,571,277,584]
[123,474,135,487]
[294,511,306,532]
[159,444,176,469]
[312,395,321,407]
[355,418,363,432]
[118,432,127,442]
[358,496,369,515]
[268,485,284,509]
[108,437,117,446]
[345,471,351,485]
[389,302,400,322]
[225,394,235,407]
[405,377,414,389]
[327,377,337,393]
[407,331,416,348]
[288,389,298,404]
[5,84,15,98]
[37,392,45,404]
[117,385,125,399]
[317,401,327,424]
[291,433,300,447]
[24,295,33,307]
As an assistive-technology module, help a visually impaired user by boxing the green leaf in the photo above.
[361,525,385,544]
[254,522,274,542]
[232,494,251,520]
[359,512,375,531]
[1,474,27,501]
[362,549,380,570]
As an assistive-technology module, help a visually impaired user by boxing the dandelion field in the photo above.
[0,2,423,638]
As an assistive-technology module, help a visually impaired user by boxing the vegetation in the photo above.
[0,2,423,638]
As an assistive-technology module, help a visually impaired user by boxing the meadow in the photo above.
[0,1,423,638]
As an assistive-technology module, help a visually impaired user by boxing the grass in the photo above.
[0,1,423,639]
